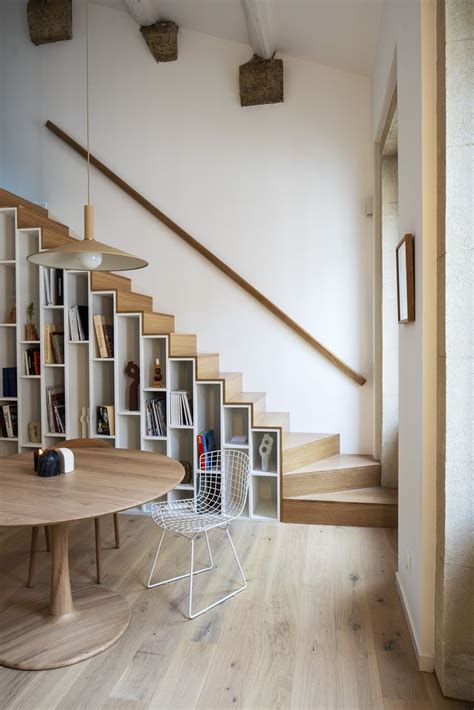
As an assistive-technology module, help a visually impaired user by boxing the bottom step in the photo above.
[282,487,397,528]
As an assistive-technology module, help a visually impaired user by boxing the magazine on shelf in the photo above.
[170,390,193,426]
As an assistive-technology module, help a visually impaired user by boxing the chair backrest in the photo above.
[47,438,113,450]
[198,449,250,518]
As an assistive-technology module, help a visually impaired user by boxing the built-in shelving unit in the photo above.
[0,207,280,521]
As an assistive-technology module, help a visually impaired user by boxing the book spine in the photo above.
[93,316,108,358]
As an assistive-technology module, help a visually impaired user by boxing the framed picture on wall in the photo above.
[396,233,415,323]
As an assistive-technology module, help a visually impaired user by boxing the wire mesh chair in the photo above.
[147,449,251,619]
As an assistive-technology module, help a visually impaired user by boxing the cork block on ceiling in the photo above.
[140,21,178,63]
[27,0,72,46]
[239,54,284,107]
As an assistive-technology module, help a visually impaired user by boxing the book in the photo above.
[145,397,166,436]
[56,269,64,306]
[68,305,89,341]
[43,268,51,305]
[2,367,17,397]
[170,391,193,426]
[93,315,112,358]
[97,405,115,436]
[1,404,18,438]
[51,332,64,364]
[103,323,114,358]
[46,386,65,433]
[43,324,61,364]
[230,434,248,445]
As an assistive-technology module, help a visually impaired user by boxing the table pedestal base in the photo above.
[0,586,130,670]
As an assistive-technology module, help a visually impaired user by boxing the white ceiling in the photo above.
[95,0,384,77]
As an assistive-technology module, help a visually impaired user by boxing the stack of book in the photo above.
[43,267,64,306]
[197,429,216,463]
[46,385,65,433]
[68,305,89,341]
[23,347,41,376]
[93,315,114,358]
[2,367,17,397]
[170,390,193,426]
[43,325,64,364]
[0,403,17,438]
[229,434,248,445]
[145,398,166,437]
[97,405,115,436]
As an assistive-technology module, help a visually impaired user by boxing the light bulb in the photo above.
[78,251,103,270]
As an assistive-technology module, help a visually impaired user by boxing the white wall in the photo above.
[372,0,437,670]
[1,0,373,452]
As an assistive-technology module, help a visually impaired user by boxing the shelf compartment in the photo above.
[66,332,89,439]
[195,382,221,464]
[223,406,249,447]
[251,430,278,474]
[251,476,278,520]
[0,212,15,261]
[141,438,167,456]
[0,258,16,324]
[142,336,167,389]
[116,314,140,414]
[117,413,140,450]
[91,292,115,359]
[169,428,194,472]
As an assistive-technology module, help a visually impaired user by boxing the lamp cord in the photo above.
[86,0,90,205]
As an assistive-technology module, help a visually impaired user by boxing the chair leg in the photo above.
[147,530,213,589]
[44,526,51,551]
[27,526,39,588]
[94,517,102,584]
[113,512,120,549]
[187,526,247,620]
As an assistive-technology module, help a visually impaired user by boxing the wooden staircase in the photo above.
[1,187,397,528]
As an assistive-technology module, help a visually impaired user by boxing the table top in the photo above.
[0,449,184,526]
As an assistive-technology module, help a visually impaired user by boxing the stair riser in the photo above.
[223,375,242,400]
[169,334,197,357]
[41,229,75,249]
[254,413,290,432]
[117,292,153,313]
[17,207,69,237]
[0,189,48,216]
[143,313,175,335]
[283,434,340,473]
[281,499,397,528]
[197,355,220,379]
[283,464,381,497]
[91,272,132,293]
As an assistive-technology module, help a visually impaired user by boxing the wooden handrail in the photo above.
[45,119,367,386]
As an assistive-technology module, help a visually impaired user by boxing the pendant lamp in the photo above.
[28,2,148,272]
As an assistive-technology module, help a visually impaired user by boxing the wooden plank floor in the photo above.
[0,516,467,710]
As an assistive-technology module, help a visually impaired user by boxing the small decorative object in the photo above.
[56,447,74,473]
[140,21,178,63]
[259,433,273,472]
[33,447,43,472]
[25,302,39,341]
[239,54,284,107]
[37,449,61,477]
[28,420,41,444]
[396,233,415,323]
[152,357,163,388]
[80,406,89,438]
[179,460,193,485]
[125,361,140,411]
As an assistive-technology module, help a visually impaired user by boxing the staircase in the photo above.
[1,188,397,528]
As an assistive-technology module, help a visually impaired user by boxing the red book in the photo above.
[33,350,41,376]
[197,434,204,464]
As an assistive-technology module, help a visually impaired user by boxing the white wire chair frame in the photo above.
[147,449,251,619]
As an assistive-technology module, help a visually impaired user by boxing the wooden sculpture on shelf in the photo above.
[125,361,140,411]
[25,302,39,341]
[152,357,163,388]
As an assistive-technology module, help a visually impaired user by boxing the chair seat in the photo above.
[151,498,234,534]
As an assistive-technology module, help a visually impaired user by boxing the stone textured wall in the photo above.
[435,0,474,701]
[381,155,399,487]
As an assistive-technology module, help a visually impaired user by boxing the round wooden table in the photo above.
[0,448,183,670]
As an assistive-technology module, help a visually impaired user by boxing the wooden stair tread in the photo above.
[286,486,398,505]
[91,272,132,292]
[283,432,338,450]
[284,454,379,476]
[197,353,219,358]
[116,291,153,313]
[228,392,265,405]
[253,411,289,429]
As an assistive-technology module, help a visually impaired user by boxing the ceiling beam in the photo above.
[122,0,159,27]
[241,0,274,60]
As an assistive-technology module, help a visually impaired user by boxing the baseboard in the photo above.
[395,572,434,672]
